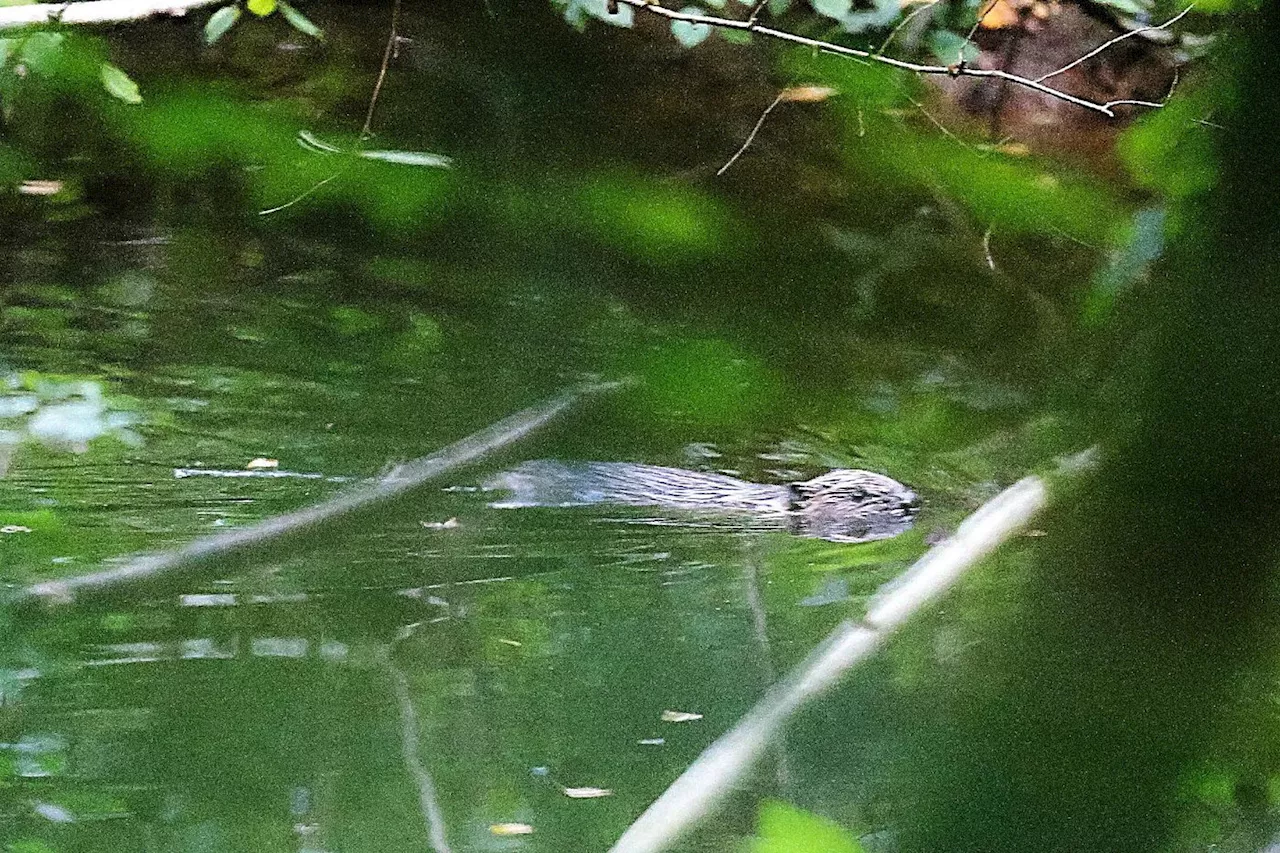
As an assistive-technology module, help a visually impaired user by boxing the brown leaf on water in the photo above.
[779,85,838,104]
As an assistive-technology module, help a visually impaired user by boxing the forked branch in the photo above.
[615,0,1190,118]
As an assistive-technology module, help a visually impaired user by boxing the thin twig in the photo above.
[383,624,453,853]
[1034,5,1194,84]
[617,0,1181,117]
[258,168,346,216]
[876,0,943,56]
[717,92,785,176]
[982,226,996,271]
[961,0,997,53]
[609,473,1053,853]
[902,89,969,148]
[0,0,222,31]
[362,0,403,140]
[264,0,403,217]
[11,380,626,609]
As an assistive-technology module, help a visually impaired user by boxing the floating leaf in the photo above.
[491,823,535,835]
[358,148,453,168]
[671,8,712,47]
[99,62,141,104]
[204,5,241,45]
[279,2,324,40]
[561,786,613,798]
[247,0,277,16]
[780,85,838,103]
[18,180,63,196]
[661,709,704,722]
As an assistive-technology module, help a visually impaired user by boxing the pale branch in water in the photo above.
[9,380,625,609]
[383,622,454,853]
[609,471,1053,853]
[0,0,222,31]
[614,0,1188,118]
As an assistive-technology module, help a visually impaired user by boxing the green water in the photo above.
[0,3,1134,850]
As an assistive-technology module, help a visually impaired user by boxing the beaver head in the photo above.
[791,469,920,543]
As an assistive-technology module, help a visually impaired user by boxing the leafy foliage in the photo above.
[749,801,866,852]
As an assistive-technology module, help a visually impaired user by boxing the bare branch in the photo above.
[11,380,626,609]
[717,91,785,175]
[0,0,222,31]
[609,472,1054,853]
[616,0,1185,118]
[877,0,943,57]
[1034,5,1193,84]
[362,0,403,140]
[384,625,454,853]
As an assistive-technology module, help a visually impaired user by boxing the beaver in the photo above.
[485,461,919,544]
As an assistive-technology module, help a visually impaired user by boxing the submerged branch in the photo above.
[383,623,454,853]
[10,380,624,609]
[609,472,1051,853]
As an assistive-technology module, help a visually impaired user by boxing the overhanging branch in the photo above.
[616,0,1187,118]
[0,0,222,32]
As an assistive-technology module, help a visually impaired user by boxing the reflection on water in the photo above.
[0,229,1028,848]
[1,492,916,851]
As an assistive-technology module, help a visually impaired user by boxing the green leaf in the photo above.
[204,5,241,45]
[929,30,979,65]
[750,801,866,853]
[247,0,277,15]
[18,32,64,75]
[1091,0,1147,14]
[671,7,712,47]
[279,2,324,40]
[812,0,852,19]
[99,62,141,104]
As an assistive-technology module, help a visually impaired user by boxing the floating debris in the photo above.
[490,823,534,836]
[562,786,613,799]
[661,710,703,723]
[173,467,351,482]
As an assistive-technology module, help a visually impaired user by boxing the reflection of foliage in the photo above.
[0,373,141,472]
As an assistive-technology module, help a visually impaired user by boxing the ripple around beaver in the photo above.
[485,461,920,544]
